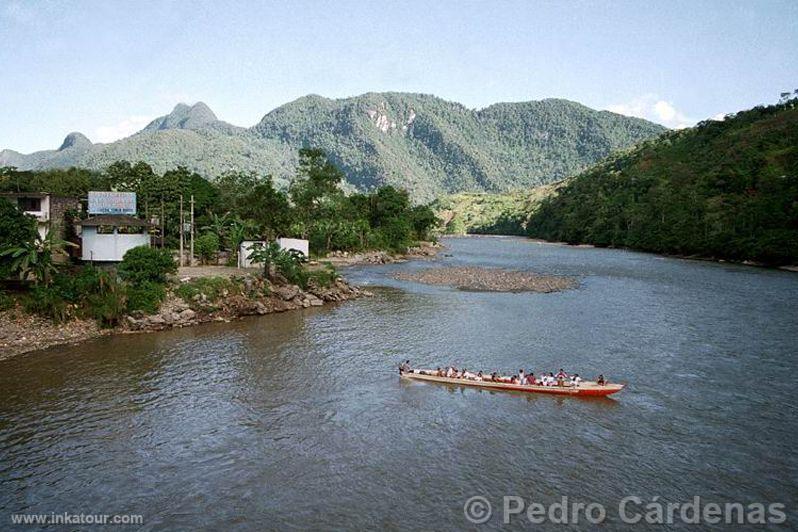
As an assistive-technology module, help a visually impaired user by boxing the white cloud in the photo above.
[605,94,695,129]
[94,115,154,143]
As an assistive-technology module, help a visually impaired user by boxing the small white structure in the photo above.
[79,215,151,262]
[238,238,310,268]
[277,238,309,259]
[238,240,265,268]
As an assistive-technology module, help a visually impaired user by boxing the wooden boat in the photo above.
[400,370,625,397]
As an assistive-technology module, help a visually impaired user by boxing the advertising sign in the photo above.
[88,191,136,214]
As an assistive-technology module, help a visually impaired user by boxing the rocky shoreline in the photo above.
[323,241,441,266]
[0,243,441,360]
[0,275,369,361]
[124,275,369,332]
[394,266,577,293]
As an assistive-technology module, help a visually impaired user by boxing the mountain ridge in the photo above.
[1,92,667,201]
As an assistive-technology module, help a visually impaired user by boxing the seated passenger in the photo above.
[476,371,483,382]
[597,374,606,385]
[526,373,536,385]
[570,374,582,387]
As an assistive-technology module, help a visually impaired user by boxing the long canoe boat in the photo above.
[400,370,625,397]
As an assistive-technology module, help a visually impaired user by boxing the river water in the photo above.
[1,236,797,530]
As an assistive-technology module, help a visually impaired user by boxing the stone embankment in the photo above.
[125,276,370,332]
[0,275,369,360]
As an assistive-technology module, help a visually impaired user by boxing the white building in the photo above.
[79,215,152,262]
[277,238,309,258]
[238,238,309,268]
[0,192,81,240]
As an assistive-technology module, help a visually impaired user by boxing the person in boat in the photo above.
[526,372,536,385]
[463,369,476,380]
[597,374,606,385]
[546,372,556,386]
[476,371,483,382]
[445,367,454,378]
[399,360,411,374]
[518,369,525,384]
[556,368,568,386]
[570,373,582,387]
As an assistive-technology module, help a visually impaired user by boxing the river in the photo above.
[1,236,797,530]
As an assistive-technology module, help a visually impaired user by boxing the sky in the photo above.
[1,0,796,153]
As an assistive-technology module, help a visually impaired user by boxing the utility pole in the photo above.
[190,194,195,266]
[179,195,184,267]
[160,200,165,249]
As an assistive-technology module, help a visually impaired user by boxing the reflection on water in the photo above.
[1,237,797,529]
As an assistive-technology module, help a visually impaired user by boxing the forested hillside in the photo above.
[526,99,798,265]
[0,93,665,201]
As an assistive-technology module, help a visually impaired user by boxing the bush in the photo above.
[23,285,70,322]
[84,275,127,327]
[175,276,240,303]
[305,262,338,288]
[52,266,105,303]
[0,198,38,279]
[0,290,15,311]
[126,281,166,314]
[117,246,176,285]
[195,233,220,264]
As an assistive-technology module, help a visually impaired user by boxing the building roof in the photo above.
[79,214,153,227]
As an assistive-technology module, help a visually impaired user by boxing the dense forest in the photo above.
[0,148,436,258]
[1,93,665,201]
[526,99,798,265]
[433,188,557,236]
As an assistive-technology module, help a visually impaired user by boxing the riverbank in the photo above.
[465,234,797,272]
[0,273,369,361]
[322,241,441,266]
[0,241,441,360]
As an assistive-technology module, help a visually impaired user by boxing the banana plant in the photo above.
[0,232,76,285]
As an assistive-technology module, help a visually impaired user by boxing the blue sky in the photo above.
[1,0,796,153]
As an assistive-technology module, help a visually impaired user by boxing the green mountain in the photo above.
[525,99,798,265]
[0,93,665,201]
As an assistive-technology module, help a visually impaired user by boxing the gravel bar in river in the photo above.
[394,266,577,292]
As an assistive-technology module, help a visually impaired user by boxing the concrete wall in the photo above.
[238,238,310,268]
[277,238,309,259]
[238,240,265,268]
[49,196,81,241]
[81,227,150,262]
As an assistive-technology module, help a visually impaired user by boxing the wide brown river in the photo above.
[1,237,797,530]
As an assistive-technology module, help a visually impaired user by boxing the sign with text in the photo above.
[88,191,136,214]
